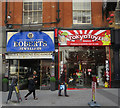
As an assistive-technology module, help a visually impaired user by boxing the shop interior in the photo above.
[59,46,110,88]
[9,59,52,90]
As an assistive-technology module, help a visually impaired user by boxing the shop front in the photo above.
[58,30,111,89]
[6,31,55,90]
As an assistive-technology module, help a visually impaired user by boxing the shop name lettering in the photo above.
[66,35,102,41]
[13,41,47,50]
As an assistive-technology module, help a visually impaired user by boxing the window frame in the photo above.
[23,2,43,24]
[72,1,91,24]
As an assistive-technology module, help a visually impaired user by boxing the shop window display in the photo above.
[59,46,110,88]
[9,60,28,89]
[9,59,52,90]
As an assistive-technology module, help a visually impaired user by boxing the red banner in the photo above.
[58,30,111,46]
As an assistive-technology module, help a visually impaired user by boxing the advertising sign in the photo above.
[6,53,53,59]
[105,60,109,81]
[7,31,55,52]
[58,30,111,46]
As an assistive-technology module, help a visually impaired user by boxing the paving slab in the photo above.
[1,88,119,107]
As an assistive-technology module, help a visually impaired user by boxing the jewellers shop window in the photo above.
[23,1,42,24]
[72,0,91,24]
[115,0,120,24]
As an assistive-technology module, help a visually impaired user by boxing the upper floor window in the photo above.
[72,0,91,24]
[115,0,120,24]
[23,1,42,24]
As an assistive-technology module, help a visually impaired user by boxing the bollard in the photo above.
[88,81,101,107]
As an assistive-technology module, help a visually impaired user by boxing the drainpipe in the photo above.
[56,0,60,23]
[4,0,8,26]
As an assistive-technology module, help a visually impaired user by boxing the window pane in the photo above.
[38,2,42,10]
[84,11,90,17]
[29,4,32,10]
[82,2,91,10]
[87,11,90,16]
[24,4,29,10]
[78,11,82,23]
[33,12,38,23]
[73,11,78,23]
[73,11,77,19]
[78,11,82,16]
[24,12,28,24]
[82,16,86,23]
[28,12,32,24]
[38,11,42,23]
[73,2,83,10]
[82,11,85,16]
[83,3,86,10]
[78,16,82,23]
[85,2,91,10]
[73,2,91,10]
[34,2,38,10]
[87,17,90,23]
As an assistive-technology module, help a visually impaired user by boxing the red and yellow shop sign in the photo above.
[58,30,111,46]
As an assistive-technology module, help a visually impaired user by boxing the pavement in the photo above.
[1,88,120,107]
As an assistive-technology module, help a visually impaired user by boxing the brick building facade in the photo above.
[1,1,120,90]
[2,1,108,28]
